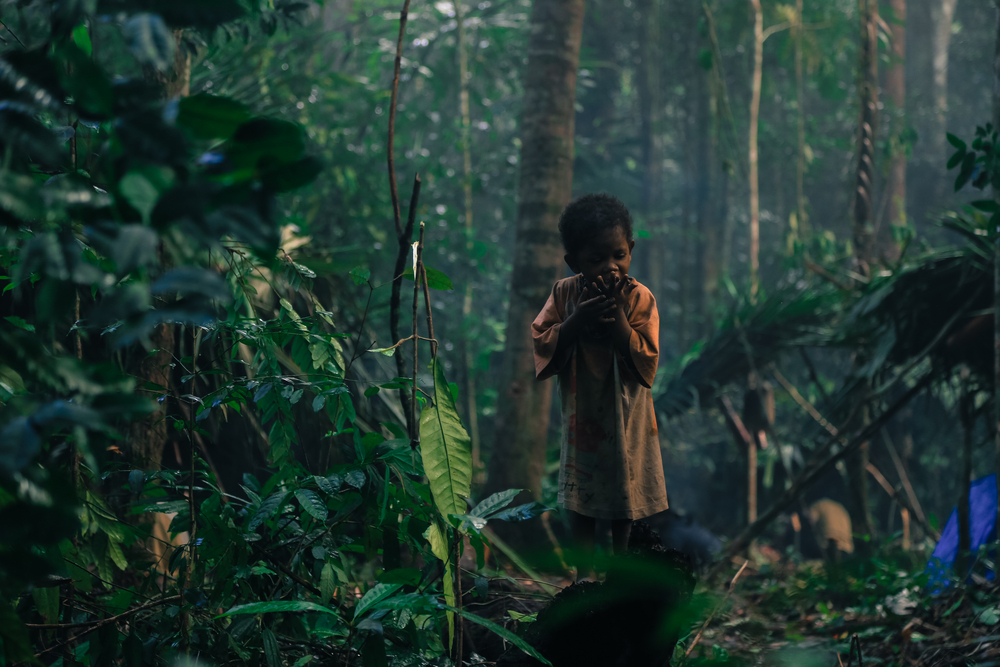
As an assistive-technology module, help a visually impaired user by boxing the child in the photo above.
[532,193,668,580]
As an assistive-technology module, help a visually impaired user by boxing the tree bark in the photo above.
[794,0,807,240]
[128,30,189,472]
[883,0,907,262]
[749,0,763,302]
[848,0,879,549]
[455,0,482,481]
[957,367,973,578]
[637,0,663,341]
[485,0,585,533]
[930,0,959,171]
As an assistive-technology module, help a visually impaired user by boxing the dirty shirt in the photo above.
[532,275,669,521]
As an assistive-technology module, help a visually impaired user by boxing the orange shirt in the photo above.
[533,275,669,520]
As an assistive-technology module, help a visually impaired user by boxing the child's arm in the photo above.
[598,275,658,388]
[534,284,616,379]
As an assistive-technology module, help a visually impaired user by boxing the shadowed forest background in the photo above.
[1,0,999,665]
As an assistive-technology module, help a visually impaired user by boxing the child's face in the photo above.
[565,226,635,288]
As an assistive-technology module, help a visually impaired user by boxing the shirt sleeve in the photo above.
[532,282,567,381]
[624,282,659,388]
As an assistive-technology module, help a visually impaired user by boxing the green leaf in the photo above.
[262,156,323,192]
[320,562,336,603]
[947,149,966,170]
[294,489,328,522]
[262,628,280,667]
[350,267,370,286]
[363,386,380,398]
[248,491,288,531]
[123,14,174,72]
[178,94,251,140]
[947,132,967,151]
[4,316,35,332]
[107,538,128,571]
[71,24,92,56]
[490,502,549,523]
[353,583,403,620]
[448,606,551,665]
[32,586,60,624]
[955,153,977,192]
[971,200,1000,213]
[217,601,341,618]
[470,489,521,518]
[375,568,421,586]
[402,266,454,290]
[419,359,472,517]
[57,43,113,119]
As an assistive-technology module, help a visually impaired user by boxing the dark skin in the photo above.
[550,225,638,578]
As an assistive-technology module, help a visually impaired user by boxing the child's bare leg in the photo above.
[611,519,632,555]
[568,511,596,581]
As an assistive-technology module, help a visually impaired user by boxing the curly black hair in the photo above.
[558,193,634,257]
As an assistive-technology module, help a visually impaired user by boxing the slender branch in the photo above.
[683,560,749,659]
[0,20,26,50]
[761,21,792,41]
[250,543,326,600]
[386,0,413,238]
[391,174,421,434]
[880,427,929,525]
[865,461,939,540]
[410,223,426,449]
[31,595,183,657]
[708,372,933,580]
[420,225,438,359]
[771,368,838,436]
[345,281,375,376]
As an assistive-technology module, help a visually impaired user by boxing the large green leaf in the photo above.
[470,489,521,518]
[217,601,340,618]
[448,606,551,665]
[418,359,472,518]
[178,94,252,140]
[353,583,402,620]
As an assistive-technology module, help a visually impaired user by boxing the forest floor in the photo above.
[476,543,999,667]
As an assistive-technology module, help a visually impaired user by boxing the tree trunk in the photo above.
[455,0,483,481]
[637,0,663,340]
[485,0,585,534]
[794,0,808,240]
[930,0,959,172]
[694,71,714,339]
[884,0,906,262]
[749,0,763,302]
[128,30,189,472]
[957,367,973,578]
[848,0,879,549]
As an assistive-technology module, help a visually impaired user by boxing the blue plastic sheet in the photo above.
[926,474,997,591]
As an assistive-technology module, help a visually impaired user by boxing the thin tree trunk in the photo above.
[694,71,713,338]
[882,0,907,262]
[794,0,807,240]
[992,0,1000,547]
[749,0,763,302]
[930,0,959,171]
[958,367,973,578]
[637,0,663,334]
[485,0,585,537]
[455,0,482,481]
[848,0,880,549]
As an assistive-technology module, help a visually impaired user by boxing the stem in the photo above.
[708,373,932,580]
[391,175,421,434]
[420,241,437,359]
[684,560,748,658]
[453,532,464,663]
[386,0,413,239]
[410,223,426,449]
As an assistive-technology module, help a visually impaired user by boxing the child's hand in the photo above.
[571,285,616,325]
[594,274,632,316]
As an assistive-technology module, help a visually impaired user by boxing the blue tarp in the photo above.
[926,474,997,590]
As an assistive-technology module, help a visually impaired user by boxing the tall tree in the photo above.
[794,0,807,239]
[485,0,586,524]
[637,0,663,313]
[848,0,880,547]
[930,0,959,170]
[749,0,763,301]
[883,0,907,261]
[454,0,482,479]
